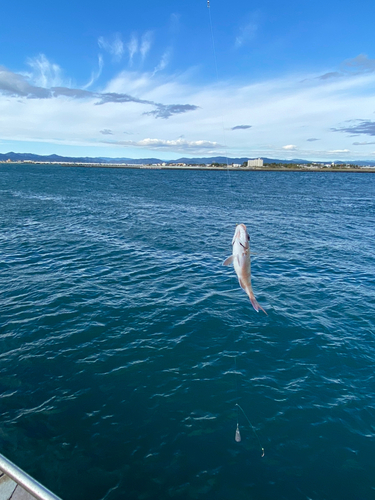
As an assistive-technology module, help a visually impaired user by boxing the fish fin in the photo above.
[249,291,267,315]
[223,255,234,266]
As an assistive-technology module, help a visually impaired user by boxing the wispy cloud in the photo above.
[140,32,153,61]
[51,87,93,98]
[235,22,257,48]
[332,120,375,136]
[316,72,342,81]
[0,66,198,119]
[94,91,199,118]
[3,50,375,160]
[145,103,199,119]
[0,64,50,98]
[153,50,171,76]
[342,54,375,73]
[231,125,252,130]
[26,54,65,88]
[127,34,138,66]
[352,141,375,145]
[316,54,375,81]
[98,34,124,62]
[99,31,154,67]
[83,54,104,89]
[94,92,150,106]
[235,12,259,49]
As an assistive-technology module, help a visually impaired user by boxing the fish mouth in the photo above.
[233,224,249,249]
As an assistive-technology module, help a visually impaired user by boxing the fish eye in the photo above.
[247,234,250,240]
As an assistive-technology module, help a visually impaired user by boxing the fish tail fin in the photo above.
[249,291,267,315]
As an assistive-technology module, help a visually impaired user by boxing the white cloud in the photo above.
[140,32,153,61]
[327,149,350,153]
[98,31,154,67]
[26,54,65,88]
[153,50,171,76]
[83,54,104,89]
[97,31,153,67]
[235,12,260,49]
[3,54,375,160]
[235,22,257,48]
[98,34,124,62]
[101,137,221,153]
[133,138,218,148]
[127,34,138,66]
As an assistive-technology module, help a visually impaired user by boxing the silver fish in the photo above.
[223,224,267,314]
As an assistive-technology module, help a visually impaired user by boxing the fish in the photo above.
[235,423,241,442]
[223,224,267,314]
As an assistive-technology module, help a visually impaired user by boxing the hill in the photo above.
[1,151,374,167]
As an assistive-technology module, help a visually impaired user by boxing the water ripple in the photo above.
[1,166,375,499]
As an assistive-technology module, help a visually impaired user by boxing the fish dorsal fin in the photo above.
[223,255,234,266]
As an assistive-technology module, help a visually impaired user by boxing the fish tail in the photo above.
[248,291,267,315]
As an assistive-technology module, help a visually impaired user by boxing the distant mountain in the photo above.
[0,152,246,164]
[0,151,132,164]
[0,152,311,165]
[0,152,169,165]
[1,151,374,166]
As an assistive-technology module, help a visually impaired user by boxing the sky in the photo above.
[1,0,375,161]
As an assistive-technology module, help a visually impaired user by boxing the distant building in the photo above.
[247,158,263,167]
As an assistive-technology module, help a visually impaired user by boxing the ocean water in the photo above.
[0,164,374,500]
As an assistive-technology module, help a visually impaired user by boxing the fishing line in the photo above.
[233,355,264,456]
[234,357,242,445]
[235,403,265,457]
[207,2,265,455]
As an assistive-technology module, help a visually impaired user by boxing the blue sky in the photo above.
[1,0,375,161]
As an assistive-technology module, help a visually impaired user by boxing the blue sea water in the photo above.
[0,164,375,500]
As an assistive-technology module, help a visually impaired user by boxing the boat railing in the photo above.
[0,452,62,500]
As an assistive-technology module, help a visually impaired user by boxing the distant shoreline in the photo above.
[2,162,375,172]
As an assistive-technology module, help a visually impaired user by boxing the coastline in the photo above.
[2,162,375,172]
